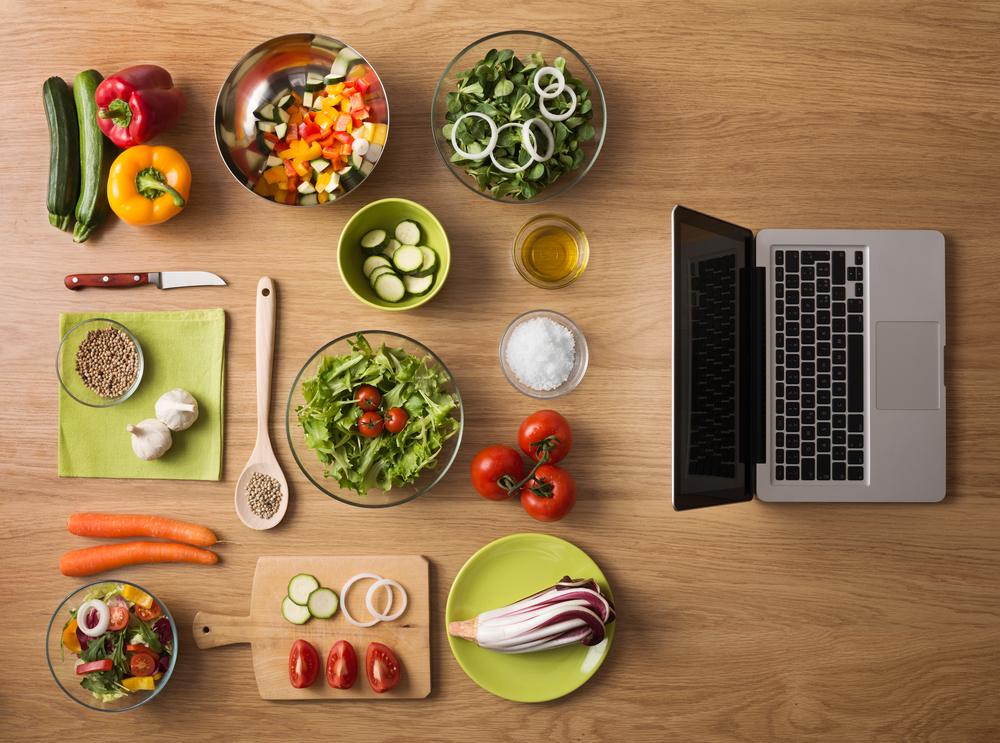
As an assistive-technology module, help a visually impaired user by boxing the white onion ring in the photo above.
[520,118,555,163]
[365,578,408,622]
[489,122,534,174]
[539,83,578,122]
[450,111,499,161]
[533,66,565,99]
[340,573,392,628]
[76,600,110,637]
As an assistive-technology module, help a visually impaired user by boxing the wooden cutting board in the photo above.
[192,555,430,699]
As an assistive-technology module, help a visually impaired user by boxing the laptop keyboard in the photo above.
[773,249,866,482]
[689,255,737,478]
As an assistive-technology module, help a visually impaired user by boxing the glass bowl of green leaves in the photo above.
[432,31,606,204]
[286,332,464,508]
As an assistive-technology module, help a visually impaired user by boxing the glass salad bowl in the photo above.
[286,331,464,508]
[46,581,177,712]
[431,31,606,204]
[215,33,389,206]
[56,318,144,407]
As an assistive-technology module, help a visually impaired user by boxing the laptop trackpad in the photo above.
[876,322,941,410]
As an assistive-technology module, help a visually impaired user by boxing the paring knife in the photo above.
[65,272,227,290]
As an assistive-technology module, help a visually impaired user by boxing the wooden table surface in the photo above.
[2,1,997,741]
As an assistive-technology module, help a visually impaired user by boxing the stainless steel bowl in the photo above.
[215,33,389,206]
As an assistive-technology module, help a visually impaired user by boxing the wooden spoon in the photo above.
[235,277,289,530]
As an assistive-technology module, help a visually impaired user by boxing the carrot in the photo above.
[67,513,217,547]
[59,542,218,577]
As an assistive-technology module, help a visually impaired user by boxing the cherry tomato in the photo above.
[470,445,524,500]
[358,411,385,437]
[136,601,161,621]
[127,645,161,664]
[76,659,113,675]
[326,640,358,689]
[521,464,577,522]
[518,410,573,464]
[108,605,130,631]
[130,652,156,677]
[355,385,382,412]
[384,407,409,434]
[289,639,320,688]
[365,642,402,694]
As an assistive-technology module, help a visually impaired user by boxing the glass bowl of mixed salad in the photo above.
[432,31,606,204]
[286,332,463,508]
[46,581,176,711]
[216,33,389,206]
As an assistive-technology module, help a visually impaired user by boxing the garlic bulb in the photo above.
[155,388,199,431]
[126,419,173,460]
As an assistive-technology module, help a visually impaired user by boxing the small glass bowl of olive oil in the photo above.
[512,214,589,289]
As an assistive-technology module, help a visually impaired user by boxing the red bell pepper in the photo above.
[95,65,186,148]
[355,77,370,94]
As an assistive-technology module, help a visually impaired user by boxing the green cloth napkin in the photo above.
[58,310,226,480]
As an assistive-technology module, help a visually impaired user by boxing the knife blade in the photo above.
[65,272,226,290]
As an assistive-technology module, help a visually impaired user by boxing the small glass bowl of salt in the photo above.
[499,309,589,399]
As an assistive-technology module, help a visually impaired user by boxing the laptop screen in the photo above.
[672,206,755,510]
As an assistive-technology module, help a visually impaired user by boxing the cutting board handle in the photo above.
[192,611,252,649]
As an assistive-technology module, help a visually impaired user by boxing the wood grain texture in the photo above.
[1,0,998,741]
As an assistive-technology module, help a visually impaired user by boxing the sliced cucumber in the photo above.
[275,92,294,109]
[392,244,424,274]
[254,102,275,120]
[350,151,365,170]
[298,193,319,206]
[288,573,320,605]
[307,587,339,619]
[255,130,269,153]
[382,238,401,259]
[330,49,362,79]
[297,180,317,194]
[337,165,353,176]
[274,122,288,139]
[403,273,434,295]
[324,73,346,86]
[359,159,374,176]
[373,272,406,302]
[311,158,330,173]
[324,171,341,192]
[368,265,399,288]
[277,106,291,124]
[394,220,421,246]
[311,96,326,111]
[302,91,314,108]
[257,120,277,133]
[304,72,325,92]
[363,255,392,278]
[412,246,439,277]
[282,595,311,624]
[266,154,283,168]
[360,229,389,254]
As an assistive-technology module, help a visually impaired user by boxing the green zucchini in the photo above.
[43,77,80,231]
[72,69,115,243]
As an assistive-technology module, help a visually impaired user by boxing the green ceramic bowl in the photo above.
[337,198,450,311]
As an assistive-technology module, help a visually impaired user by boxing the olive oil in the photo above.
[521,226,579,283]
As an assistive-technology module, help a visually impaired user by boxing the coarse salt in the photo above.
[505,317,575,391]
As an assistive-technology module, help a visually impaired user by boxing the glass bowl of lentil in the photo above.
[57,319,144,407]
[499,309,588,399]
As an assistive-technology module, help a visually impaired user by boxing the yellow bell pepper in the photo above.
[62,618,82,654]
[121,676,156,692]
[121,584,154,609]
[108,145,190,226]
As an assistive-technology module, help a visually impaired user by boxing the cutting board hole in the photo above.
[202,626,211,634]
[261,287,270,297]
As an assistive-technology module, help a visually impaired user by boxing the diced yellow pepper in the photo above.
[316,172,331,191]
[122,585,153,609]
[263,166,287,184]
[326,82,345,95]
[323,95,342,110]
[360,122,374,140]
[291,159,310,177]
[340,98,351,113]
[295,142,321,161]
[253,178,270,196]
[347,64,366,80]
[317,192,329,204]
[315,112,332,131]
[121,676,156,693]
[372,123,388,147]
[277,180,288,190]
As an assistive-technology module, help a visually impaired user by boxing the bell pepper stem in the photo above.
[97,98,133,129]
[135,167,186,207]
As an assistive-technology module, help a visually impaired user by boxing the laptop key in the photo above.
[848,315,864,333]
[787,251,799,272]
[848,434,864,449]
[818,454,831,479]
[848,450,864,464]
[817,438,831,453]
[786,451,800,465]
[854,250,863,265]
[775,250,783,265]
[848,414,864,432]
[855,282,863,297]
[776,449,784,464]
[833,462,846,480]
[848,466,864,480]
[816,263,830,278]
[802,458,816,480]
[848,335,864,412]
[833,446,846,460]
[775,466,784,480]
[833,251,845,284]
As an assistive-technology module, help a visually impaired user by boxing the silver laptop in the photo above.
[671,205,946,510]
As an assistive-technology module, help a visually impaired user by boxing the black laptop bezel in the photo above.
[672,205,759,511]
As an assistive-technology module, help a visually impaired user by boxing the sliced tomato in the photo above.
[289,639,320,688]
[365,642,401,693]
[108,605,130,631]
[130,652,156,677]
[136,601,161,621]
[326,640,358,689]
[76,659,113,675]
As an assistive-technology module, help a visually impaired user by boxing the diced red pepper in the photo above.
[322,146,339,159]
[286,126,299,141]
[298,122,320,140]
[263,132,280,145]
[355,77,370,94]
[281,158,297,177]
[342,87,356,98]
[333,131,353,144]
[333,114,352,132]
[338,142,353,157]
[273,139,290,153]
[285,188,297,205]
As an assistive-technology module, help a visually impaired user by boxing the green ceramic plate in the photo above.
[445,533,615,702]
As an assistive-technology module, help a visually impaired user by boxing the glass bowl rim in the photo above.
[46,579,178,712]
[498,309,589,399]
[214,32,390,207]
[285,330,464,508]
[511,213,590,289]
[56,317,145,408]
[431,29,607,205]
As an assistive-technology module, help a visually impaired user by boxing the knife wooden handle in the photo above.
[65,273,149,290]
[192,611,253,649]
